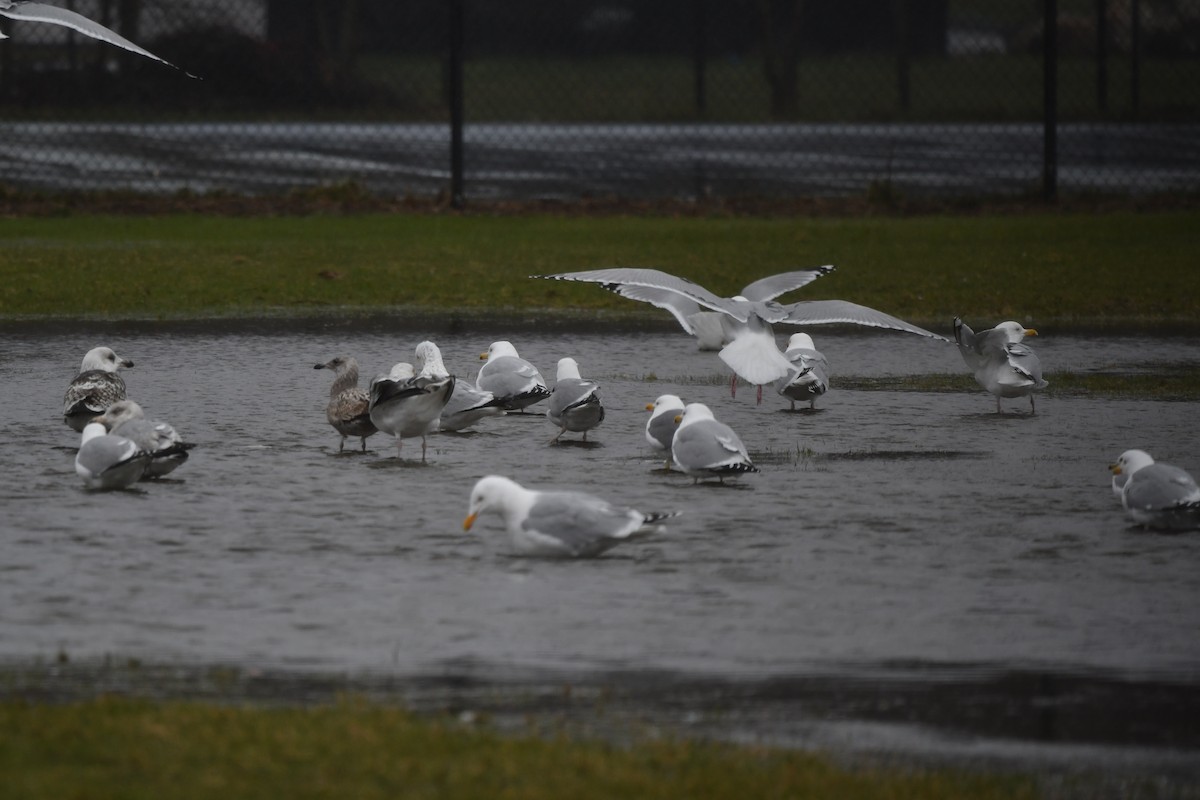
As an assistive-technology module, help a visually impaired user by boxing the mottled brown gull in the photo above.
[315,356,377,452]
[63,346,133,432]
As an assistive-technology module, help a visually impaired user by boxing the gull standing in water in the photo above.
[415,340,506,432]
[463,475,680,558]
[92,399,195,479]
[0,1,195,75]
[75,422,151,490]
[63,346,134,432]
[645,393,685,470]
[775,332,830,411]
[954,318,1048,414]
[1109,450,1200,532]
[532,267,946,404]
[545,357,604,443]
[671,402,759,483]
[368,362,454,462]
[477,340,551,412]
[314,356,377,452]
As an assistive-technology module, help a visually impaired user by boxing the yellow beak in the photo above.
[463,513,477,531]
[673,414,683,424]
[1025,328,1039,336]
[1109,464,1121,475]
[645,403,655,411]
[479,352,488,360]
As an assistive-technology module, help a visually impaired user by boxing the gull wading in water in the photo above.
[1109,450,1200,532]
[954,317,1048,414]
[314,356,377,452]
[63,346,134,432]
[75,422,151,490]
[545,357,604,443]
[671,402,759,484]
[775,332,830,411]
[0,1,195,76]
[92,400,195,479]
[415,340,506,432]
[477,340,551,412]
[645,393,685,470]
[368,362,454,462]
[463,475,680,558]
[532,267,947,405]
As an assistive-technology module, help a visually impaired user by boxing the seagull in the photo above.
[645,393,685,470]
[63,346,133,432]
[91,399,195,479]
[532,267,947,405]
[1109,450,1200,532]
[314,356,377,452]
[415,340,505,432]
[477,340,551,411]
[545,357,604,443]
[463,475,680,558]
[368,362,454,462]
[775,332,830,411]
[954,318,1048,414]
[74,421,151,490]
[671,402,759,483]
[0,1,195,76]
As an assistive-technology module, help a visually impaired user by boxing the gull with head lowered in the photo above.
[532,267,947,404]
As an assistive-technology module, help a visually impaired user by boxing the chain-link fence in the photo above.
[1,0,1197,201]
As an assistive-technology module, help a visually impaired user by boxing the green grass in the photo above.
[2,210,1197,325]
[0,697,1036,800]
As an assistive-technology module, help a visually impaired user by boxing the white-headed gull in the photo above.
[671,402,759,483]
[1109,450,1200,532]
[954,318,1048,414]
[63,346,133,432]
[545,357,604,442]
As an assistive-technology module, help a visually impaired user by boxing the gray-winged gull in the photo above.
[954,318,1048,414]
[315,356,378,452]
[1109,449,1200,532]
[63,346,134,432]
[415,340,506,432]
[75,421,151,490]
[671,402,759,483]
[775,332,830,411]
[532,267,947,404]
[92,399,195,479]
[644,393,685,470]
[0,1,195,76]
[368,362,454,462]
[545,357,604,442]
[477,340,551,411]
[463,474,680,558]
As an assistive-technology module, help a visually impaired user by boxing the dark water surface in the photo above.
[3,318,1199,778]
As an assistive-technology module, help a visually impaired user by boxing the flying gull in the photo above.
[415,340,506,432]
[1109,449,1200,532]
[92,399,195,479]
[775,332,830,411]
[463,474,680,558]
[368,361,454,462]
[477,340,551,411]
[63,346,133,432]
[314,356,377,452]
[671,402,759,483]
[75,421,151,490]
[545,357,604,442]
[954,318,1048,414]
[532,267,947,404]
[0,1,196,76]
[644,393,685,470]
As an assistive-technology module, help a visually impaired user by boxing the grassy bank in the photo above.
[2,210,1197,326]
[0,697,1035,800]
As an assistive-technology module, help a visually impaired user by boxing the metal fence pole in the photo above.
[1043,0,1058,201]
[449,0,465,208]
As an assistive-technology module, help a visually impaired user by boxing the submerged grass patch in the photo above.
[1,211,1197,325]
[0,697,1036,800]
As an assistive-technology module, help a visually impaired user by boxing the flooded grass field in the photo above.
[2,316,1199,779]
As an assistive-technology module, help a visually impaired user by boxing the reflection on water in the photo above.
[2,319,1199,769]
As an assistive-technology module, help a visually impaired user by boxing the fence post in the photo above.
[1043,0,1057,201]
[1095,0,1107,116]
[1130,0,1141,118]
[895,0,911,115]
[693,0,707,118]
[449,0,465,208]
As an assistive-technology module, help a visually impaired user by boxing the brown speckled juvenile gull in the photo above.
[315,356,377,452]
[63,346,133,432]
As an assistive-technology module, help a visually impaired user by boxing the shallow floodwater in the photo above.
[3,320,1200,768]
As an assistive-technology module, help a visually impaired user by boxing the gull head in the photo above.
[785,332,816,350]
[81,346,133,373]
[483,340,520,361]
[555,357,582,382]
[315,356,358,374]
[646,393,684,414]
[464,475,525,531]
[415,341,447,378]
[1110,449,1155,478]
[92,399,146,430]
[997,321,1038,343]
[674,402,716,427]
